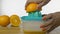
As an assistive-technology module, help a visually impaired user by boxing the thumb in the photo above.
[43,14,52,20]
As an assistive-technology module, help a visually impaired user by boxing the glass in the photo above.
[22,20,46,34]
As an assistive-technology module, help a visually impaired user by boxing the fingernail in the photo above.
[40,24,45,28]
[43,16,47,20]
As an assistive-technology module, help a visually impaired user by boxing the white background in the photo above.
[1,0,60,17]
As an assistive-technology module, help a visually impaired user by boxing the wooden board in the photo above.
[0,27,23,34]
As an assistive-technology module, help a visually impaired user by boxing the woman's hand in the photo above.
[25,0,51,10]
[42,12,60,33]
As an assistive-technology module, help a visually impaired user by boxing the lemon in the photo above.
[10,15,21,27]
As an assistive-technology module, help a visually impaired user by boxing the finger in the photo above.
[40,19,54,29]
[46,24,59,33]
[41,21,56,31]
[36,5,42,10]
[41,28,47,31]
[41,24,53,31]
[41,14,53,28]
[44,19,54,27]
[43,14,52,21]
[40,19,54,28]
[25,0,30,10]
[37,1,44,10]
[42,16,47,20]
[43,24,53,31]
[47,18,60,32]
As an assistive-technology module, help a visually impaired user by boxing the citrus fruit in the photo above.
[26,3,38,12]
[10,15,21,27]
[0,15,10,27]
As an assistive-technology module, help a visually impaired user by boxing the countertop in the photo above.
[0,26,60,34]
[0,27,23,34]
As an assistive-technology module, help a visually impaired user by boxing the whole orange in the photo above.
[0,15,10,27]
[26,3,38,12]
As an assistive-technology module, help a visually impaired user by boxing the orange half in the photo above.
[10,15,21,27]
[26,3,38,12]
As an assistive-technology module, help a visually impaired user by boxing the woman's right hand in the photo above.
[25,0,51,10]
